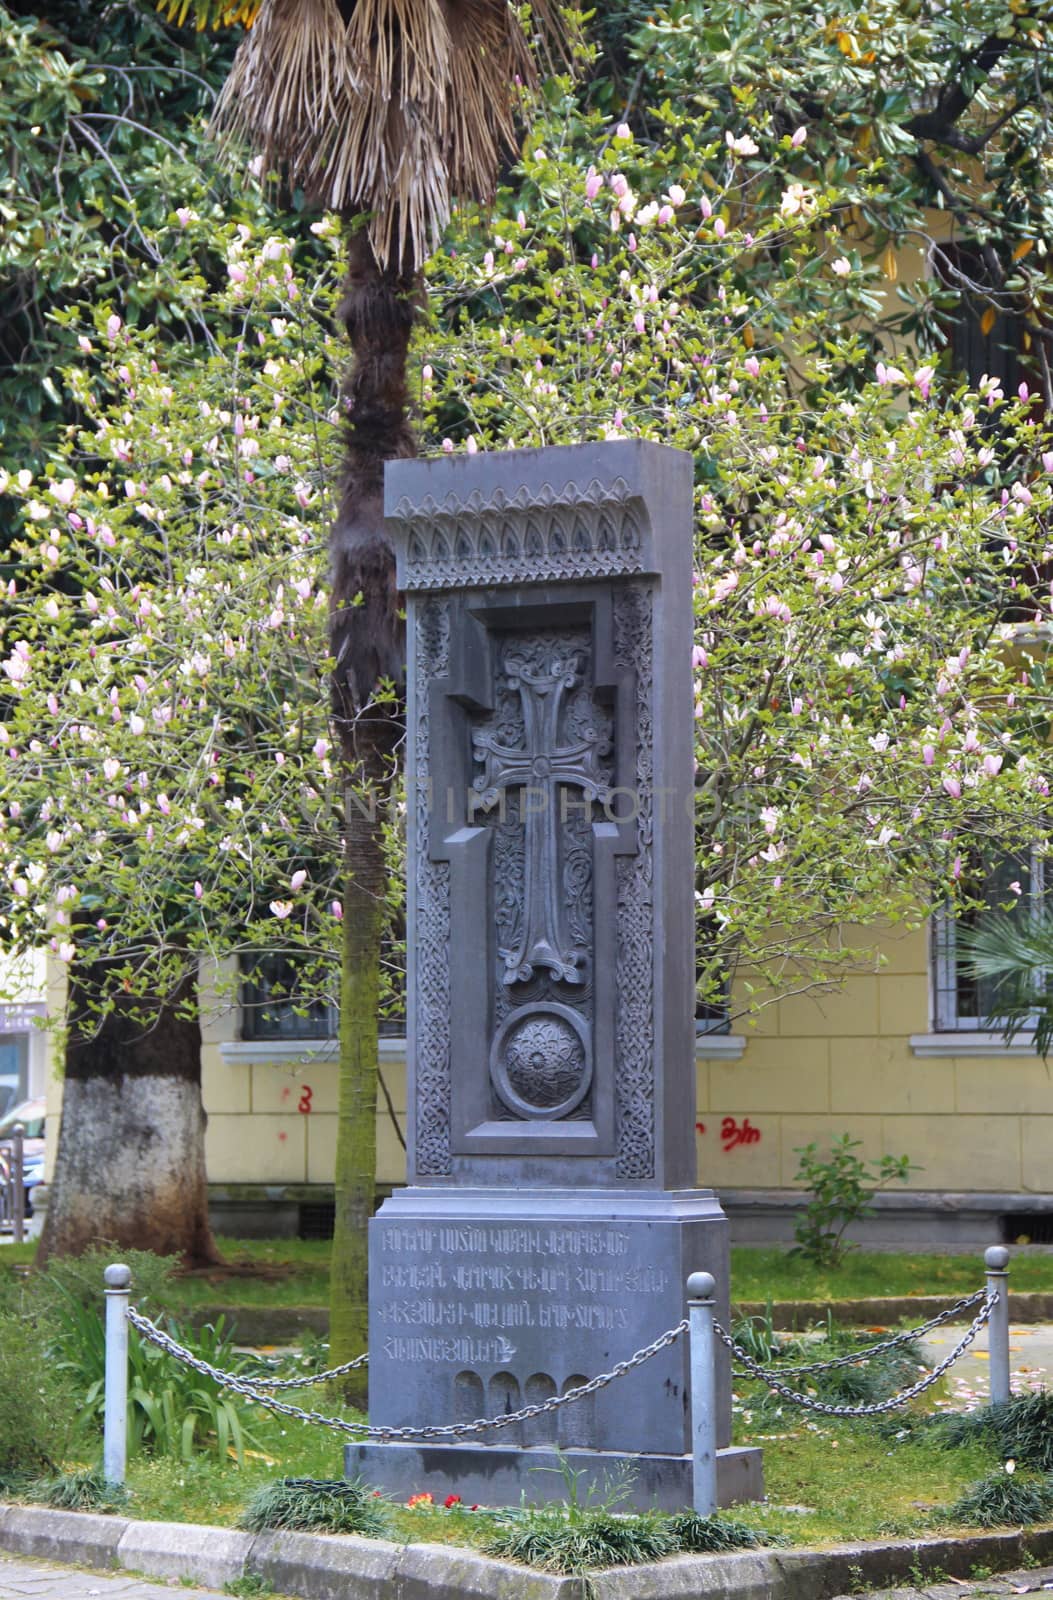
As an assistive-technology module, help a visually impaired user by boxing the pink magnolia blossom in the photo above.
[942,776,962,799]
[914,365,936,401]
[269,900,293,919]
[331,899,343,919]
[290,869,307,891]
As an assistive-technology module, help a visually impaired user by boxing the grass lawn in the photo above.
[7,1238,1053,1314]
[727,1247,1053,1304]
[55,1401,1000,1552]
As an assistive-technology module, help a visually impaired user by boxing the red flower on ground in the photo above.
[407,1492,433,1508]
[444,1495,461,1508]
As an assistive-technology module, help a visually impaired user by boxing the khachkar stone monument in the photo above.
[348,440,762,1510]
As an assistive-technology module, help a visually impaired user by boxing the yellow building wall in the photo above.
[197,924,1050,1199]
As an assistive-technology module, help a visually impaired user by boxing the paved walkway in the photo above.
[0,1556,232,1600]
[919,1320,1053,1403]
[830,1572,1053,1600]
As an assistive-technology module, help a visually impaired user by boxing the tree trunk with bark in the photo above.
[38,966,220,1268]
[326,229,415,1381]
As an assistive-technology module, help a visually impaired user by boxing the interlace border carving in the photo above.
[613,587,656,1179]
[413,599,453,1175]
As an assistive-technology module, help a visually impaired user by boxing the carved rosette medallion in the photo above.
[490,1003,593,1121]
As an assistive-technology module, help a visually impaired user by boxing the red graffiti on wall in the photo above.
[298,1086,313,1115]
[721,1116,761,1152]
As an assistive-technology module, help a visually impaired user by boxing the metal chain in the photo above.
[714,1291,997,1418]
[242,1354,369,1390]
[126,1307,688,1440]
[733,1289,987,1378]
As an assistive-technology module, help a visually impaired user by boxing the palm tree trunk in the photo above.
[38,965,220,1268]
[326,228,416,1383]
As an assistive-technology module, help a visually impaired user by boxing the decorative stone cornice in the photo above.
[387,475,648,591]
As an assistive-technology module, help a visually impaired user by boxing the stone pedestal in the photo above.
[352,442,761,1509]
[350,1188,760,1510]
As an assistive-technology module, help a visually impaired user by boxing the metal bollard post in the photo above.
[103,1264,132,1484]
[10,1125,24,1245]
[984,1246,1011,1407]
[687,1271,718,1517]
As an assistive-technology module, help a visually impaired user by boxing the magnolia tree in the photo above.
[423,118,1053,1004]
[3,112,1053,1272]
[0,218,366,1261]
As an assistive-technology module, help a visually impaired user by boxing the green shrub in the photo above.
[946,1469,1053,1528]
[0,1300,77,1481]
[27,1469,129,1513]
[938,1393,1053,1473]
[239,1477,392,1536]
[791,1137,916,1266]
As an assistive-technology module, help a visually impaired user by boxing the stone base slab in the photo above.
[346,1442,763,1513]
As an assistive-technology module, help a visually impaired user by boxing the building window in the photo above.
[240,953,406,1041]
[240,955,338,1041]
[932,851,1045,1031]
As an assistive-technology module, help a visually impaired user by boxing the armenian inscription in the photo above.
[376,1223,670,1358]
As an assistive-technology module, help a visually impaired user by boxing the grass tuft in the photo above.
[239,1476,392,1536]
[27,1468,129,1512]
[938,1392,1053,1473]
[482,1508,678,1574]
[666,1511,778,1552]
[945,1469,1053,1528]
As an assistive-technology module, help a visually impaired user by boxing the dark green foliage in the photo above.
[665,1512,775,1552]
[37,1250,262,1464]
[239,1477,392,1537]
[481,1508,679,1574]
[0,1300,77,1479]
[946,1469,1053,1528]
[37,1245,181,1319]
[938,1392,1053,1473]
[27,1469,128,1513]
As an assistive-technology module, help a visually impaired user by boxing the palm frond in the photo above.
[957,911,1053,1057]
[209,0,567,268]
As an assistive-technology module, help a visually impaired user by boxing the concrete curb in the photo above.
[2,1505,1053,1600]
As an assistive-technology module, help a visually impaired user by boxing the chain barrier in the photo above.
[127,1285,997,1436]
[126,1307,688,1440]
[731,1288,988,1379]
[244,1354,369,1390]
[713,1291,997,1419]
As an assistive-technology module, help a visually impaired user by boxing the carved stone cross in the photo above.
[472,649,611,986]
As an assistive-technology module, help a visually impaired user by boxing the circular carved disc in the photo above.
[490,1003,593,1121]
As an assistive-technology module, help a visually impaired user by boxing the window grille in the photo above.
[932,850,1045,1031]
